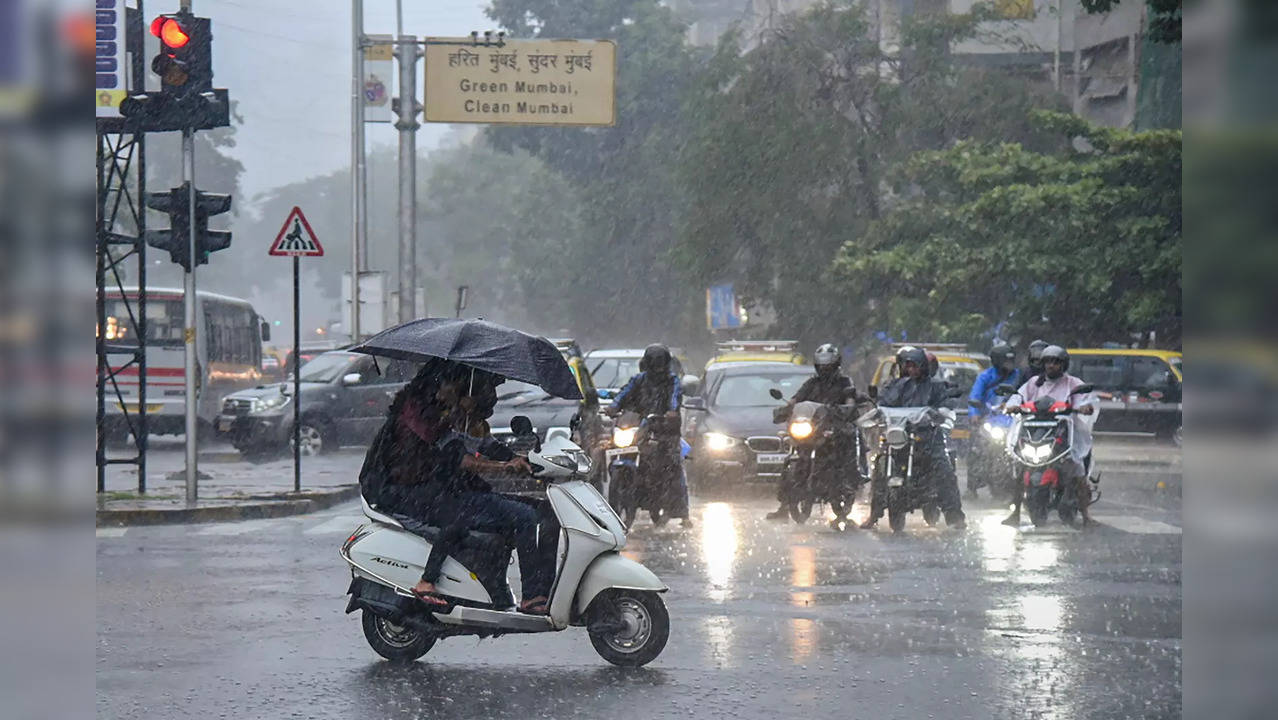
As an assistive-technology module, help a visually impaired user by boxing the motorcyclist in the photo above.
[1025,339,1050,380]
[966,344,1023,498]
[609,344,693,528]
[861,345,967,530]
[1001,345,1099,526]
[766,343,860,522]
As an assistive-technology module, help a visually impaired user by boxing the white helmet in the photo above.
[813,343,840,377]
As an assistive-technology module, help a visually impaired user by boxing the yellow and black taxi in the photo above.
[1069,348,1182,445]
[684,341,810,488]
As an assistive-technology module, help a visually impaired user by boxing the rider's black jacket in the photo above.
[792,373,855,405]
[878,376,950,409]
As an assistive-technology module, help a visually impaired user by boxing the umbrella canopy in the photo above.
[350,318,583,400]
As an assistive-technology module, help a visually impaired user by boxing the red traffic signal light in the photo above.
[150,17,190,48]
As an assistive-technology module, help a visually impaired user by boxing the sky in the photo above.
[182,0,494,204]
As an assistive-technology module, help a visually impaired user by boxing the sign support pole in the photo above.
[182,125,199,505]
[293,256,301,493]
[396,35,419,322]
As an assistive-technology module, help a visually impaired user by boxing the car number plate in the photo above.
[887,476,906,488]
[215,416,235,432]
[756,453,788,465]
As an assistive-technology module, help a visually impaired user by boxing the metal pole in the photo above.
[182,127,198,504]
[293,256,301,493]
[396,0,403,36]
[1053,0,1062,92]
[350,0,364,342]
[96,135,107,495]
[396,36,419,322]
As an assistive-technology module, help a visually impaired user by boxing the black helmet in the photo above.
[640,344,672,375]
[989,343,1015,369]
[895,345,926,373]
[813,343,840,377]
[1041,345,1069,372]
[1027,339,1050,373]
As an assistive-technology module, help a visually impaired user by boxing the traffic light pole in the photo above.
[182,126,199,504]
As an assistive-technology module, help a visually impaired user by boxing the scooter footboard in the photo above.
[573,553,667,619]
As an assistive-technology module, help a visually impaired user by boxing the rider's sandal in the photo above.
[519,596,550,615]
[411,588,451,607]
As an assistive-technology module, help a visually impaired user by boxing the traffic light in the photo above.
[119,11,228,132]
[145,183,233,272]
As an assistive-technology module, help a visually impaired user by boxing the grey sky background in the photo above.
[184,0,492,206]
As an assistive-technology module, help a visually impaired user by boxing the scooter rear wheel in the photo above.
[361,610,435,662]
[588,590,670,667]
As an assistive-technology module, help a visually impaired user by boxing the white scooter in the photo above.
[340,423,670,666]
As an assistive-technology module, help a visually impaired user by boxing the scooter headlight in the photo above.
[788,420,814,440]
[1022,443,1052,462]
[703,432,738,451]
[612,427,637,448]
[983,421,1006,441]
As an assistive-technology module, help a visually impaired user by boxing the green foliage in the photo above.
[674,1,1064,344]
[481,0,711,345]
[832,111,1182,347]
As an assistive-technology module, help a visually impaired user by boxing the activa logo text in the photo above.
[370,556,410,570]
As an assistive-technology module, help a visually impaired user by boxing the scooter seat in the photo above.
[388,514,510,552]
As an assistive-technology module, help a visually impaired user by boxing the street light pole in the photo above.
[396,36,419,322]
[350,0,365,342]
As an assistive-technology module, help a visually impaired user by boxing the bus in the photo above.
[100,287,270,438]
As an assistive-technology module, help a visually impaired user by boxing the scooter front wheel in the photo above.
[587,590,670,667]
[361,610,435,662]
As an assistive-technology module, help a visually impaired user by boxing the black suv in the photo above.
[216,351,418,460]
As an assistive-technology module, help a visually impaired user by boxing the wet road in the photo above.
[97,461,1180,719]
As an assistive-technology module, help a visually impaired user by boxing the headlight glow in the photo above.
[983,422,1006,441]
[252,393,290,413]
[703,432,737,451]
[1023,443,1052,461]
[612,427,637,448]
[788,420,814,439]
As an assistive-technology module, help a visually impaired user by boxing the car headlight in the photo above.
[612,427,637,448]
[703,432,738,451]
[788,420,814,440]
[252,393,290,413]
[983,422,1006,441]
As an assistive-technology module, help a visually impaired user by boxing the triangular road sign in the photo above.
[269,206,324,257]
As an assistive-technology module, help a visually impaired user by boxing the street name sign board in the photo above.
[269,206,324,257]
[423,38,616,126]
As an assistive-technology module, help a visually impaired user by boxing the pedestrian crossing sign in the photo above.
[268,206,324,257]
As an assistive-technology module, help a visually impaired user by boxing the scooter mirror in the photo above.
[768,388,784,401]
[510,415,535,436]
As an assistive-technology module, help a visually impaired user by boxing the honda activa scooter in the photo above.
[341,427,670,666]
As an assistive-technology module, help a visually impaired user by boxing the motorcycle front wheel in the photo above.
[1026,486,1052,527]
[887,489,907,533]
[587,590,670,667]
[361,610,435,662]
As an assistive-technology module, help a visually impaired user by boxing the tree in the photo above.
[831,111,1181,348]
[674,1,1064,345]
[483,0,711,347]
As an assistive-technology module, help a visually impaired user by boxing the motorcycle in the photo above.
[768,387,865,526]
[604,411,684,528]
[964,399,1016,501]
[860,404,957,533]
[998,384,1099,527]
[341,418,670,666]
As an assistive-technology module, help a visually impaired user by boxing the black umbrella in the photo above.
[350,318,582,400]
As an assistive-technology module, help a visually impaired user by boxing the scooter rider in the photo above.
[1001,345,1099,526]
[767,343,859,521]
[609,344,693,528]
[861,346,967,530]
